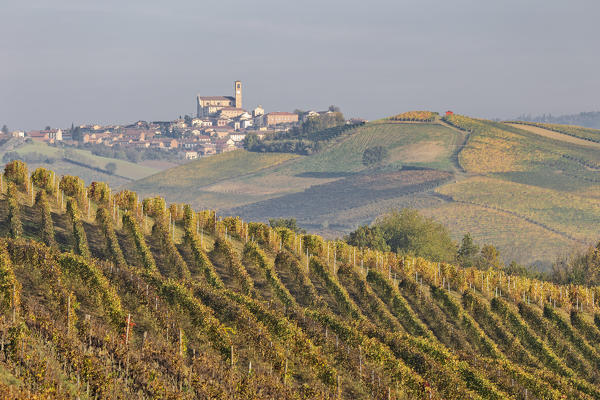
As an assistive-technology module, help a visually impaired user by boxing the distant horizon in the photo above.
[3,0,599,131]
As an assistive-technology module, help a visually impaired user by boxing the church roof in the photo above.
[197,96,234,101]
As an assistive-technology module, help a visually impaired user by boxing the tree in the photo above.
[243,133,261,150]
[328,105,341,113]
[457,233,479,268]
[269,218,305,234]
[126,149,141,163]
[345,225,390,252]
[362,146,389,166]
[71,126,83,142]
[2,152,20,163]
[1,125,8,135]
[479,244,502,269]
[45,125,51,131]
[301,112,345,135]
[551,242,600,285]
[184,115,192,125]
[373,209,457,262]
[105,162,117,175]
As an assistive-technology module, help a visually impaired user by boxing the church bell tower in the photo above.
[234,80,242,109]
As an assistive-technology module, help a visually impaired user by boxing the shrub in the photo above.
[6,183,22,239]
[122,212,157,272]
[211,238,253,295]
[59,175,85,198]
[4,160,28,191]
[87,181,111,206]
[31,167,56,194]
[66,199,90,258]
[362,146,389,166]
[105,162,117,175]
[58,253,124,327]
[96,207,126,268]
[114,190,138,212]
[142,197,166,219]
[243,242,295,308]
[35,190,56,247]
[0,242,19,314]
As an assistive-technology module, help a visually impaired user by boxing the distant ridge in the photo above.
[516,111,600,129]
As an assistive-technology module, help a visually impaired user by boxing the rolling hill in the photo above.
[1,161,600,398]
[0,139,167,188]
[129,115,600,267]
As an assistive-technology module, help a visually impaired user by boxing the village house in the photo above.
[240,119,253,129]
[83,132,113,144]
[27,129,63,143]
[229,133,246,143]
[148,138,178,149]
[179,138,200,150]
[212,127,232,138]
[215,118,231,127]
[263,112,299,126]
[198,143,216,156]
[192,118,213,127]
[217,107,246,119]
[252,105,265,118]
[184,151,198,160]
[215,138,236,153]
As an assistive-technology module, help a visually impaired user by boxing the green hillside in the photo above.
[129,115,600,266]
[1,161,600,398]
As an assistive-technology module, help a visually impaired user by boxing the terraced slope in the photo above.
[1,163,600,398]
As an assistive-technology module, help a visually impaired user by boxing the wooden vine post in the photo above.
[67,293,70,335]
[125,313,131,347]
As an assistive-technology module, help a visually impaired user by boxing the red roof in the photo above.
[267,112,296,116]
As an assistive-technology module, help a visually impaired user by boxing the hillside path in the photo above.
[506,123,600,149]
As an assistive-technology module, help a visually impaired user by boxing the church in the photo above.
[196,81,244,118]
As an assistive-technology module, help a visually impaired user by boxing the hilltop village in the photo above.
[2,81,357,161]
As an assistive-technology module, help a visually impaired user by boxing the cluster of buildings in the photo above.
[3,81,350,160]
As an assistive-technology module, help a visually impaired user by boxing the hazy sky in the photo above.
[2,0,599,130]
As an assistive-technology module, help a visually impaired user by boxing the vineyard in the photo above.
[505,121,600,144]
[436,176,600,243]
[0,160,599,398]
[390,111,438,122]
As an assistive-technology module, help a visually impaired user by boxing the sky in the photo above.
[1,0,599,130]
